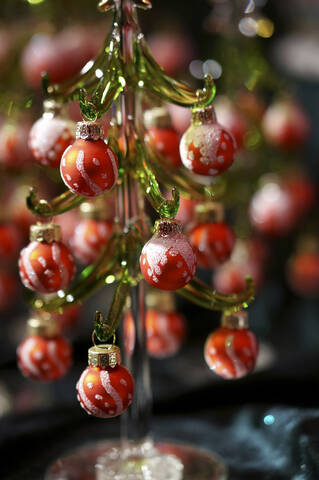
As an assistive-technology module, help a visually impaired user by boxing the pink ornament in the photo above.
[140,220,197,291]
[180,106,236,176]
[214,97,248,150]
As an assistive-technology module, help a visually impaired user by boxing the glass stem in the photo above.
[115,0,153,447]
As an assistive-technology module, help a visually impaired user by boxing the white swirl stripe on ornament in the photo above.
[107,147,118,183]
[77,369,110,418]
[51,243,66,287]
[47,341,65,375]
[225,334,249,378]
[100,370,123,416]
[18,337,41,377]
[75,150,103,195]
[21,242,46,291]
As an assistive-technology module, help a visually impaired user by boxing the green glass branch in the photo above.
[177,276,255,312]
[30,234,120,313]
[136,39,216,107]
[94,271,131,342]
[27,187,85,217]
[146,141,226,201]
[134,139,180,218]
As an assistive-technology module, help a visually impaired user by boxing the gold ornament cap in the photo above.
[144,107,172,129]
[155,219,182,237]
[192,105,216,126]
[27,316,60,338]
[88,344,121,369]
[30,223,61,243]
[76,121,104,141]
[221,311,249,330]
[80,200,110,221]
[195,202,224,223]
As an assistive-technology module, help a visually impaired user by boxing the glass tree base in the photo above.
[45,439,228,480]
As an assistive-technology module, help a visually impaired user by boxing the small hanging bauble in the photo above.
[262,99,310,150]
[204,311,258,379]
[28,100,74,168]
[0,222,22,262]
[71,201,113,264]
[145,107,182,168]
[189,203,235,269]
[283,174,316,218]
[60,121,118,197]
[17,316,72,382]
[76,344,134,418]
[18,223,75,293]
[179,105,236,176]
[214,96,248,150]
[249,181,296,236]
[140,219,197,290]
[0,121,32,169]
[124,291,186,358]
[287,252,319,297]
[213,260,263,294]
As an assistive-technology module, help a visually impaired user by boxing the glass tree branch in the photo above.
[134,139,180,218]
[27,187,85,217]
[146,141,226,201]
[30,234,120,313]
[136,39,216,107]
[177,276,255,312]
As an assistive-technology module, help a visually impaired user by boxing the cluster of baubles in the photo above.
[17,315,72,382]
[204,311,258,379]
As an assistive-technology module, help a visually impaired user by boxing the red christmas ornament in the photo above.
[21,27,103,89]
[148,31,194,76]
[19,223,75,294]
[0,121,32,169]
[147,127,181,167]
[180,106,236,177]
[189,205,235,269]
[28,101,74,168]
[283,174,316,217]
[17,317,72,382]
[72,219,113,264]
[140,219,197,290]
[249,181,296,236]
[262,99,310,150]
[0,222,22,262]
[175,197,199,226]
[204,311,258,379]
[60,122,118,197]
[124,304,186,358]
[214,96,249,150]
[213,260,263,294]
[76,345,134,418]
[287,252,319,297]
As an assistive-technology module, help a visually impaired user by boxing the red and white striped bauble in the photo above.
[204,312,258,379]
[17,334,72,382]
[60,122,118,197]
[71,219,113,264]
[140,220,197,290]
[124,309,186,358]
[180,106,236,177]
[28,115,74,168]
[189,222,235,269]
[19,240,75,294]
[76,345,134,418]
